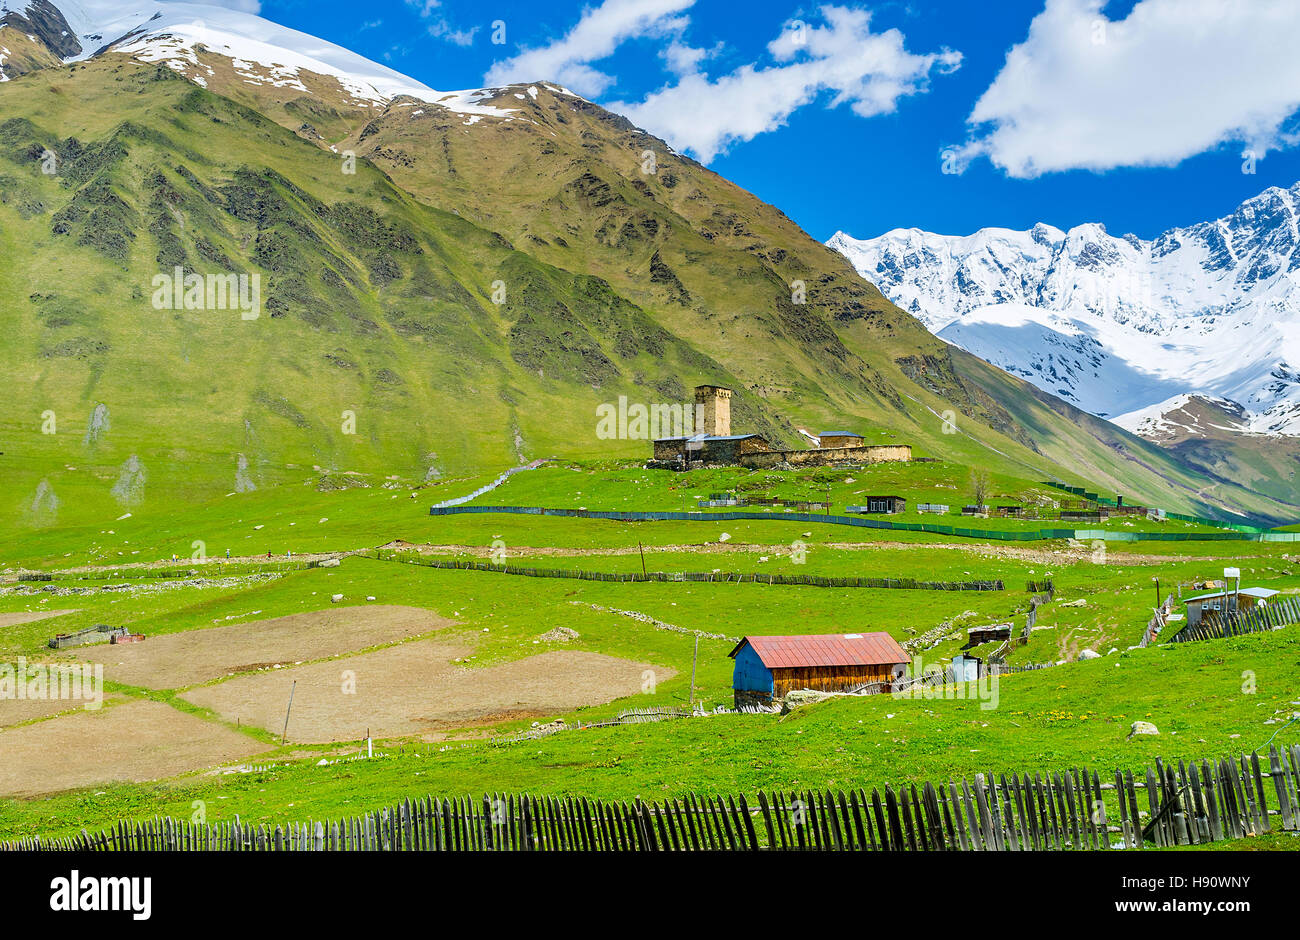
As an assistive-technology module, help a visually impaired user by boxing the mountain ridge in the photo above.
[1,1,1297,527]
[828,182,1300,436]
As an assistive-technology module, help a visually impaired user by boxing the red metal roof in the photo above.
[729,633,908,669]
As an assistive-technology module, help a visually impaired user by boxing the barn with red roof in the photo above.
[729,633,909,708]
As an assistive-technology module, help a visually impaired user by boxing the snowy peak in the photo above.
[1112,394,1251,442]
[1,0,519,116]
[0,1,80,57]
[830,183,1300,436]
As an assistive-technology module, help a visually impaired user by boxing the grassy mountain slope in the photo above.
[1119,395,1300,511]
[0,54,1294,538]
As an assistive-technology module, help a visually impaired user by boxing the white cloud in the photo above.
[955,0,1300,177]
[611,6,960,162]
[661,38,719,77]
[484,0,697,96]
[405,0,478,47]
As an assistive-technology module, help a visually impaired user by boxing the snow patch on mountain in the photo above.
[828,183,1300,436]
[1111,394,1249,439]
[23,1,517,116]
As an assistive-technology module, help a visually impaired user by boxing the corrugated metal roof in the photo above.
[729,633,908,669]
[1182,587,1279,603]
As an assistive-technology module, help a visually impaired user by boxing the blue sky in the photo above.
[256,0,1300,242]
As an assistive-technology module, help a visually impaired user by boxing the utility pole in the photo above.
[638,541,647,577]
[280,680,297,745]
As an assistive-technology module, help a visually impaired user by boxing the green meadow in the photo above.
[1,459,1297,844]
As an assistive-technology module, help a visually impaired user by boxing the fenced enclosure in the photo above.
[47,623,127,649]
[429,504,1300,542]
[1170,594,1300,643]
[364,549,1005,591]
[7,745,1296,852]
[989,581,1055,662]
[698,494,832,511]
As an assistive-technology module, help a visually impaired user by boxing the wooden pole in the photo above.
[638,541,647,577]
[280,680,296,745]
[689,634,699,706]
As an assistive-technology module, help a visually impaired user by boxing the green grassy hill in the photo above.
[1,54,1296,545]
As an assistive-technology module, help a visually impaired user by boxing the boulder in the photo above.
[1127,720,1159,740]
[1078,649,1102,660]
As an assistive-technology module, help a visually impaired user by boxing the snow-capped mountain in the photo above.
[828,184,1300,436]
[1110,394,1249,441]
[0,0,519,114]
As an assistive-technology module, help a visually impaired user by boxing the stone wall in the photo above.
[736,443,911,469]
[650,441,911,471]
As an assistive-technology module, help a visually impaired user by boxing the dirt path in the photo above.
[0,609,80,628]
[379,539,1221,567]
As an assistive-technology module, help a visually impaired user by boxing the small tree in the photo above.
[971,468,991,511]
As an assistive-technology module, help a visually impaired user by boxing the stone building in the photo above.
[818,431,862,449]
[695,385,731,436]
[649,384,912,471]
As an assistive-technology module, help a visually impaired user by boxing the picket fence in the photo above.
[848,660,1055,696]
[1139,595,1178,648]
[364,549,1004,592]
[6,745,1296,852]
[1170,594,1300,644]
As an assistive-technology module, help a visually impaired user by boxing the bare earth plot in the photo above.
[0,699,269,797]
[183,646,675,743]
[0,691,121,729]
[0,609,80,629]
[68,605,454,689]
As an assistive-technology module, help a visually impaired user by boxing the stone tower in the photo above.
[694,385,732,436]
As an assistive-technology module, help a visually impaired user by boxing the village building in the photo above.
[650,384,912,471]
[729,632,909,708]
[817,431,862,449]
[852,495,907,515]
[965,622,1013,647]
[1181,587,1279,627]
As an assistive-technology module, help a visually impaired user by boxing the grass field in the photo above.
[2,460,1298,845]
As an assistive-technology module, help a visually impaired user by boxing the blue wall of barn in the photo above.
[732,646,774,693]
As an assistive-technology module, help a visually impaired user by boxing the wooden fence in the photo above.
[1139,594,1178,647]
[699,496,832,511]
[8,744,1295,852]
[850,660,1055,696]
[990,581,1055,662]
[429,504,1300,542]
[1170,595,1300,643]
[365,549,1005,592]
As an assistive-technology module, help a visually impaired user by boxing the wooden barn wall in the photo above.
[771,664,900,696]
[732,646,775,693]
